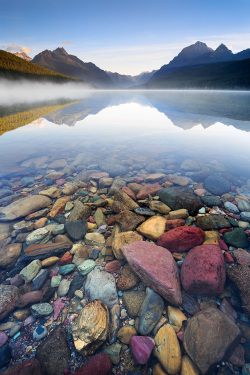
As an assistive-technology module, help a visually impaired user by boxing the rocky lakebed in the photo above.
[0,155,250,375]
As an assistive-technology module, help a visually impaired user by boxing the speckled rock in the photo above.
[227,265,250,315]
[85,268,118,308]
[157,226,205,252]
[0,243,22,268]
[72,300,109,355]
[0,284,20,320]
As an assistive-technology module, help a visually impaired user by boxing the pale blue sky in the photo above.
[1,0,250,74]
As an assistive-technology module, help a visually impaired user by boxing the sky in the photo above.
[1,0,250,74]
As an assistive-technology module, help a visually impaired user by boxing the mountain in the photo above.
[106,70,156,88]
[13,51,32,61]
[32,47,112,87]
[145,58,250,89]
[0,50,73,82]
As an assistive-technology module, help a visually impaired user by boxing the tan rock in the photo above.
[137,216,167,240]
[167,175,190,187]
[13,309,30,321]
[153,363,168,375]
[87,222,97,230]
[112,231,142,259]
[113,190,139,211]
[72,244,89,266]
[167,306,187,332]
[49,196,70,218]
[94,208,106,226]
[204,231,219,245]
[145,173,166,182]
[168,209,189,220]
[39,186,60,198]
[41,256,59,267]
[0,243,22,267]
[85,232,105,245]
[181,355,199,375]
[149,201,171,214]
[117,326,137,344]
[72,300,109,354]
[154,324,182,374]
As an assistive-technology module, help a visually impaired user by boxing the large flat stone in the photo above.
[122,241,182,305]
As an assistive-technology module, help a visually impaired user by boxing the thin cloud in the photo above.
[3,43,32,54]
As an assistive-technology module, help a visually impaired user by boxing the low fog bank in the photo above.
[0,79,93,106]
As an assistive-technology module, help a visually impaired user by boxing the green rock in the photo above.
[78,259,96,275]
[196,215,231,230]
[59,264,76,275]
[224,228,249,248]
[51,275,62,287]
[20,260,42,282]
[31,303,53,317]
[103,343,122,365]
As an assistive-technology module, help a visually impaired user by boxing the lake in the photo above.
[1,90,250,184]
[0,90,250,374]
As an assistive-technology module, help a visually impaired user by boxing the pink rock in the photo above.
[157,226,205,252]
[177,330,184,342]
[0,332,8,347]
[56,179,65,186]
[53,298,66,320]
[122,241,182,305]
[74,353,112,375]
[181,245,226,296]
[234,249,250,266]
[136,183,161,200]
[130,336,155,365]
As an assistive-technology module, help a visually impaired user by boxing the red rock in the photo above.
[18,290,43,307]
[219,239,228,251]
[122,187,136,200]
[105,260,121,273]
[224,252,234,264]
[74,353,112,375]
[181,245,226,296]
[59,251,73,265]
[1,359,43,375]
[136,183,161,200]
[219,228,231,235]
[157,226,205,253]
[122,241,182,305]
[165,219,185,230]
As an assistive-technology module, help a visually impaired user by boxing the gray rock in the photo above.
[240,212,250,223]
[65,220,87,240]
[85,267,118,308]
[32,269,49,290]
[138,288,164,335]
[20,260,42,282]
[204,174,231,195]
[58,279,71,297]
[159,187,202,215]
[224,201,239,214]
[201,195,222,207]
[26,227,51,245]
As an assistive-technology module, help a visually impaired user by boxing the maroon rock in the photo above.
[165,219,185,230]
[136,183,161,200]
[130,335,155,365]
[18,290,43,307]
[122,241,182,305]
[157,226,205,252]
[181,245,226,296]
[74,353,112,375]
[1,359,43,375]
[105,260,121,273]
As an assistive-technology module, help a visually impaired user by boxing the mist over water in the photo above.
[0,79,93,106]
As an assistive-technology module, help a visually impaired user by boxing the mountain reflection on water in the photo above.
[0,90,250,183]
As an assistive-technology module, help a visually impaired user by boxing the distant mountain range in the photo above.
[4,41,250,89]
[0,50,73,82]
